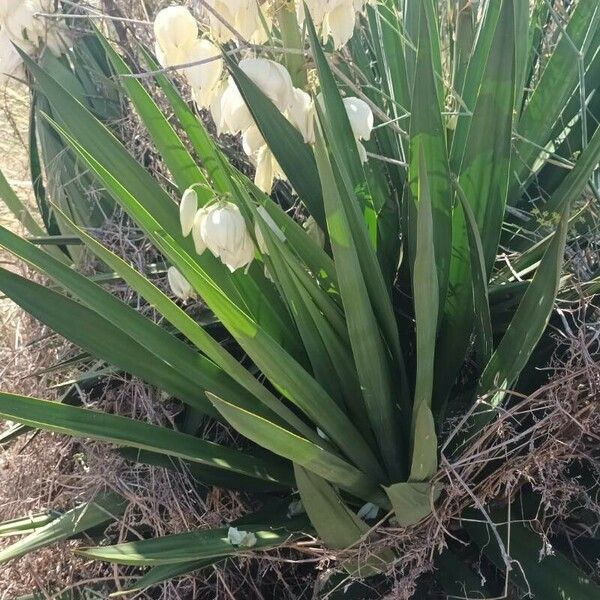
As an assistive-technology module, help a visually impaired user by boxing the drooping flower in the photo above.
[185,38,223,107]
[288,87,315,144]
[212,76,254,135]
[203,0,270,45]
[238,58,294,112]
[153,5,198,68]
[343,96,374,163]
[298,0,366,49]
[198,201,255,272]
[0,0,66,85]
[167,266,196,302]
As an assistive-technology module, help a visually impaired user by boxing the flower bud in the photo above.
[180,188,198,237]
[167,266,196,302]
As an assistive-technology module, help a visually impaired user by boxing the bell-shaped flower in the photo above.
[288,88,315,144]
[298,0,362,49]
[184,38,223,107]
[199,201,255,271]
[239,58,294,112]
[203,0,270,45]
[192,208,208,255]
[212,77,254,135]
[179,188,198,237]
[343,97,373,141]
[153,6,198,68]
[343,96,373,163]
[167,266,196,302]
[242,125,285,193]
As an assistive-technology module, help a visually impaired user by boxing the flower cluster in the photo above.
[202,0,271,44]
[179,188,256,273]
[0,0,65,85]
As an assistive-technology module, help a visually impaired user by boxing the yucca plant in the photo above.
[1,0,599,597]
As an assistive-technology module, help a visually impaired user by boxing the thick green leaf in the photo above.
[409,148,439,481]
[434,0,519,417]
[314,125,404,482]
[0,492,126,564]
[408,3,451,303]
[384,481,440,528]
[479,202,571,406]
[0,392,294,486]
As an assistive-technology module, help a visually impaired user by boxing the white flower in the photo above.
[167,266,196,302]
[184,38,223,107]
[153,5,198,68]
[239,58,294,112]
[288,88,315,144]
[227,526,257,547]
[192,208,208,255]
[343,97,373,141]
[203,0,270,45]
[212,77,254,135]
[303,216,325,248]
[242,125,285,194]
[179,188,198,237]
[0,0,66,85]
[343,97,373,164]
[298,0,363,49]
[199,201,255,271]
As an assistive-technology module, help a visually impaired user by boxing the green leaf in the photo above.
[207,392,387,506]
[0,492,126,564]
[434,0,519,417]
[0,265,214,415]
[295,465,394,577]
[479,203,571,406]
[408,3,452,303]
[384,481,440,528]
[98,32,206,194]
[225,55,325,227]
[0,513,58,538]
[409,148,439,481]
[77,519,307,566]
[314,125,404,482]
[0,392,294,486]
[511,0,600,198]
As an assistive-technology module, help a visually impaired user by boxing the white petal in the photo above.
[288,88,315,144]
[153,6,198,64]
[179,188,198,237]
[218,77,254,135]
[227,527,257,548]
[192,208,208,255]
[324,1,357,49]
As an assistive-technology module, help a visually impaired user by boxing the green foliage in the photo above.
[1,1,599,597]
